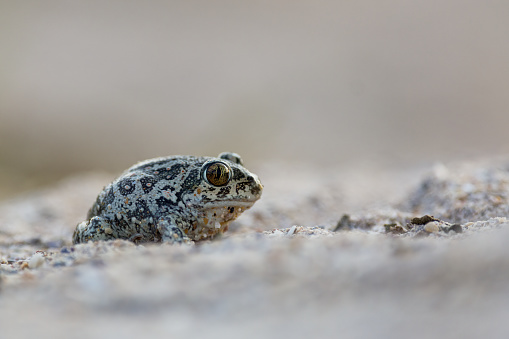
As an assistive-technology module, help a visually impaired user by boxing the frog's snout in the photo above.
[247,173,263,198]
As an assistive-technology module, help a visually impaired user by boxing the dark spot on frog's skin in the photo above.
[217,186,231,198]
[118,178,135,195]
[231,168,245,181]
[175,168,200,201]
[236,182,246,194]
[140,177,156,193]
[161,185,176,192]
[131,200,152,220]
[150,164,186,181]
[155,196,177,210]
[229,207,234,213]
[183,169,200,189]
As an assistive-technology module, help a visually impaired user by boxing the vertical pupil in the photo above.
[214,166,222,180]
[206,163,229,186]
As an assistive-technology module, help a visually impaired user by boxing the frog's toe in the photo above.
[157,220,193,245]
[72,216,116,244]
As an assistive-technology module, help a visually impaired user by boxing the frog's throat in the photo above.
[199,205,250,227]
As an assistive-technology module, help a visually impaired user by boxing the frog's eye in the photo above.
[203,161,231,186]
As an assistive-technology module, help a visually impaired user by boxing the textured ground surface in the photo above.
[2,160,509,338]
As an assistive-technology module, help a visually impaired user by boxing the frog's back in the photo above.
[87,155,206,219]
[125,155,207,174]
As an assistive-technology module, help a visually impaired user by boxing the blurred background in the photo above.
[1,0,509,199]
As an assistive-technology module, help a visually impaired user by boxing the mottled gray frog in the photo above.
[73,152,262,244]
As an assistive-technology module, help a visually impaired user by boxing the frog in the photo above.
[72,152,263,244]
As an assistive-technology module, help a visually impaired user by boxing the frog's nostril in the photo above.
[247,174,263,193]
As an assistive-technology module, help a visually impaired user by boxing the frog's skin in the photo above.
[72,152,262,244]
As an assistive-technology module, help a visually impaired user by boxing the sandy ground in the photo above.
[2,160,509,338]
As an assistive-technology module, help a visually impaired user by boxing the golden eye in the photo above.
[204,162,231,186]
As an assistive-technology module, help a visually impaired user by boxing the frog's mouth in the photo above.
[202,200,256,209]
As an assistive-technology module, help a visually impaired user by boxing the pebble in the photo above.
[28,252,45,269]
[287,225,297,236]
[424,221,440,233]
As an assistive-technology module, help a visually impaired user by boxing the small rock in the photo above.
[444,224,463,233]
[287,225,297,236]
[411,215,439,225]
[334,214,353,231]
[384,223,408,234]
[28,252,45,269]
[424,221,440,233]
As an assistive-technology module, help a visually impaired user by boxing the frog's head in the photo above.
[181,152,262,237]
[197,152,262,208]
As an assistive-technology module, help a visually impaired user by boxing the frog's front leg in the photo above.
[72,216,117,244]
[157,217,193,245]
